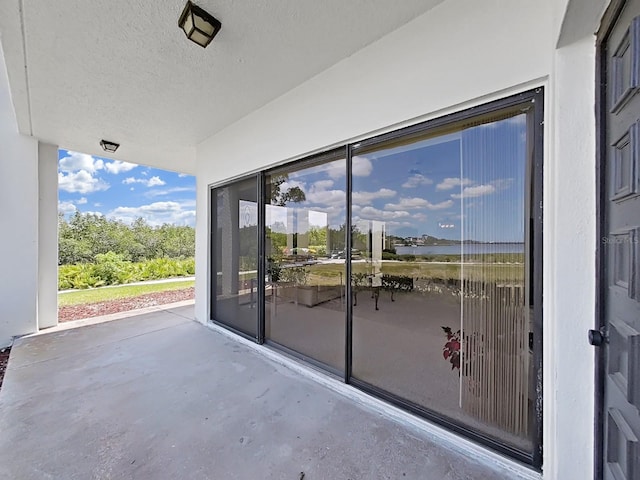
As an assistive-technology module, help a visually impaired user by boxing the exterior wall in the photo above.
[196,0,555,321]
[543,36,598,480]
[38,142,59,330]
[195,0,603,477]
[0,45,39,347]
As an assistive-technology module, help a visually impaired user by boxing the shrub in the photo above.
[93,251,130,285]
[382,251,398,260]
[58,256,195,290]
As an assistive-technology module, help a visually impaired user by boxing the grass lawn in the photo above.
[58,280,195,306]
[305,261,524,285]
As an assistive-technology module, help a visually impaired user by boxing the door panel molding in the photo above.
[597,2,640,479]
[607,408,639,480]
[610,121,639,201]
[611,17,640,113]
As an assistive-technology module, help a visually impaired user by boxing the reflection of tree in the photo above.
[266,227,287,254]
[351,224,368,252]
[308,226,327,246]
[239,225,257,270]
[268,174,306,206]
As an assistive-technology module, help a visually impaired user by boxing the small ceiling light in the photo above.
[178,1,222,48]
[100,139,120,153]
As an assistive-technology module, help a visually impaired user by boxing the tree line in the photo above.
[59,213,195,265]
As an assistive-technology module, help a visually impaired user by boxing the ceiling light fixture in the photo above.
[178,1,222,48]
[100,139,120,153]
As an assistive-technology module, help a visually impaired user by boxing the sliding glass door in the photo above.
[210,176,259,337]
[264,153,346,372]
[208,90,543,465]
[349,110,534,455]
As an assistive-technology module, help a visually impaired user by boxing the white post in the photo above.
[38,142,59,330]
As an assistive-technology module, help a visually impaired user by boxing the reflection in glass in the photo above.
[350,114,531,452]
[211,177,258,336]
[265,158,346,372]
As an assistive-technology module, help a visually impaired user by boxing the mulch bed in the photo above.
[58,287,195,322]
[0,347,10,391]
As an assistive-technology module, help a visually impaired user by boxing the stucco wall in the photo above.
[544,35,598,480]
[196,0,555,315]
[195,0,601,477]
[0,44,39,347]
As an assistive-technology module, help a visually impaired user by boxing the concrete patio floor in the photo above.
[0,305,536,479]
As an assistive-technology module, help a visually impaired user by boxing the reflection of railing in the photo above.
[461,283,529,437]
[352,274,414,310]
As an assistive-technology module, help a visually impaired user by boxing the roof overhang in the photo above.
[0,0,445,173]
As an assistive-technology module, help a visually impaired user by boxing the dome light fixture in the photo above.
[178,1,222,48]
[100,139,120,153]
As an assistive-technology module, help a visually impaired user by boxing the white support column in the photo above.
[0,46,39,346]
[297,208,309,251]
[38,142,59,330]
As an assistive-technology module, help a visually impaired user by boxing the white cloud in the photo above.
[490,178,514,190]
[103,160,137,174]
[304,179,345,208]
[76,197,88,205]
[352,156,373,177]
[313,179,334,190]
[358,206,411,221]
[58,151,104,173]
[108,201,196,227]
[402,174,433,188]
[122,176,166,187]
[59,170,110,194]
[147,176,166,187]
[58,201,77,215]
[451,184,496,199]
[306,189,345,208]
[436,177,472,191]
[145,186,196,198]
[352,188,396,205]
[326,156,372,179]
[449,178,513,199]
[385,198,454,210]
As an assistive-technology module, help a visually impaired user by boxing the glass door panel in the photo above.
[265,157,346,372]
[211,176,259,337]
[350,113,532,453]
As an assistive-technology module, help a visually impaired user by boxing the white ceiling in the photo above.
[0,0,444,173]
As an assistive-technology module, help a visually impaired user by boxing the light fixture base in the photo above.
[178,1,221,48]
[100,139,120,153]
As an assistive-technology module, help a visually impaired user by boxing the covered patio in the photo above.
[0,305,528,479]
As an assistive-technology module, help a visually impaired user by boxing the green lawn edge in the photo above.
[58,280,195,307]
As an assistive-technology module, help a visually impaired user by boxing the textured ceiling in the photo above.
[0,0,444,172]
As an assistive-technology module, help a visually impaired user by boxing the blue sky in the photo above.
[267,114,526,242]
[57,150,196,226]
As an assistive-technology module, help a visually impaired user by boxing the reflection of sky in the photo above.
[266,115,526,242]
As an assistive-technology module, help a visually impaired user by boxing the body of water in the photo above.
[395,243,524,255]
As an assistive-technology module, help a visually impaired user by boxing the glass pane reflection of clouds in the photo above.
[351,114,532,453]
[265,158,347,372]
